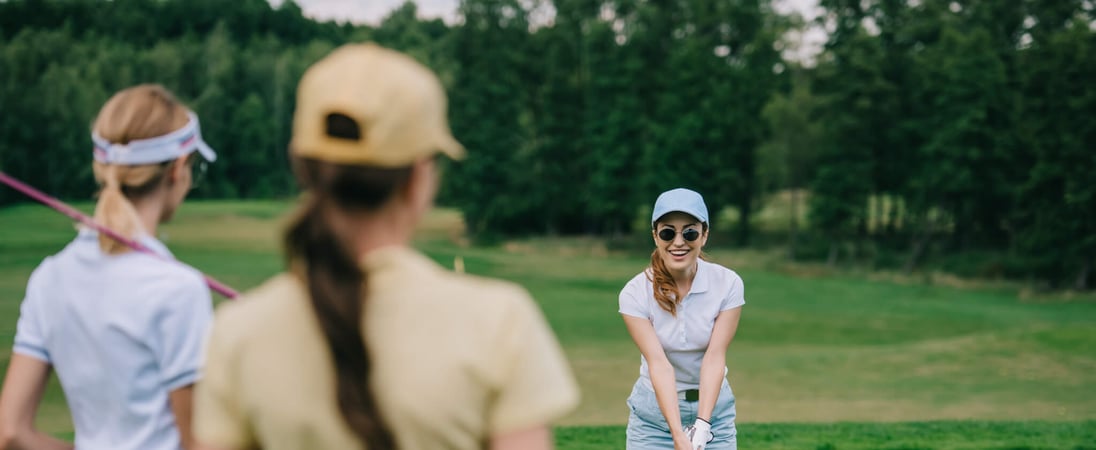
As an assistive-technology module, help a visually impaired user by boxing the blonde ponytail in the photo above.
[92,164,147,254]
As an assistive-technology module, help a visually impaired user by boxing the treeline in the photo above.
[0,0,369,199]
[0,0,782,237]
[792,0,1096,288]
[0,0,1092,288]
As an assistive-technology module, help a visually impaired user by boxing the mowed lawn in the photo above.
[1,200,1095,448]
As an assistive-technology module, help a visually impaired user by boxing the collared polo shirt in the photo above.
[13,229,213,450]
[618,258,745,391]
[194,245,580,450]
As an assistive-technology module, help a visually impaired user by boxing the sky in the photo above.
[274,0,827,63]
[281,0,822,24]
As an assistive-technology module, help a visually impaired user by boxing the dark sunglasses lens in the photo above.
[683,229,700,241]
[658,228,675,241]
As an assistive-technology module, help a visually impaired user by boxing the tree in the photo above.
[758,67,820,257]
[1012,16,1096,288]
[447,0,538,235]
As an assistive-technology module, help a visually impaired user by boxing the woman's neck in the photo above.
[670,262,698,297]
[130,194,165,238]
[352,205,416,258]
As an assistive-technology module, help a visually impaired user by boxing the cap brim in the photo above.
[652,209,707,226]
[195,140,217,163]
[437,134,465,161]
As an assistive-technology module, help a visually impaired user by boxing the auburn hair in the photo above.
[90,84,190,254]
[283,156,411,449]
[646,223,709,316]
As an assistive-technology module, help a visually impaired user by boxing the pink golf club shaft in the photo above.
[0,171,239,299]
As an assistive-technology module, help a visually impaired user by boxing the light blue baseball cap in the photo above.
[651,188,709,227]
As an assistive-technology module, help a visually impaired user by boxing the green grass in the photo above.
[1,200,1095,447]
[558,422,1096,449]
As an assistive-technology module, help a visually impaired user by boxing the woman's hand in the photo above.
[672,429,694,450]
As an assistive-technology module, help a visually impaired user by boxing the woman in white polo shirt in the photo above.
[0,84,216,450]
[619,188,745,450]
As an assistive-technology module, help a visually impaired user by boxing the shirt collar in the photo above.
[77,228,174,259]
[360,245,441,274]
[687,259,711,295]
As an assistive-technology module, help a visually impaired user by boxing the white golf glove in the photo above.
[686,417,713,449]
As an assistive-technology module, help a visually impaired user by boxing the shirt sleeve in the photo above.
[487,290,580,434]
[193,304,255,448]
[155,272,214,391]
[720,272,745,311]
[13,264,52,363]
[618,275,649,318]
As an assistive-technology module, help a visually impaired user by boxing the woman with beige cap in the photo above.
[193,43,579,450]
[619,188,744,450]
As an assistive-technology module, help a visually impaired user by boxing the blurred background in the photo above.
[1,1,1096,447]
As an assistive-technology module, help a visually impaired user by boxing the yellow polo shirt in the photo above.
[194,246,580,449]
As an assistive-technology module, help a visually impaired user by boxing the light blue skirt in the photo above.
[625,379,737,450]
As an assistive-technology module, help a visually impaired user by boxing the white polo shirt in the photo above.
[619,258,745,391]
[13,229,212,450]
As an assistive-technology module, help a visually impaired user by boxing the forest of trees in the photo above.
[0,0,1093,288]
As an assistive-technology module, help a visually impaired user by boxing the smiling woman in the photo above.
[619,188,746,450]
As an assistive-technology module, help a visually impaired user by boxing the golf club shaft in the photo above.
[0,171,239,299]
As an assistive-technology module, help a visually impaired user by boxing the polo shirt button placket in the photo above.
[680,299,687,343]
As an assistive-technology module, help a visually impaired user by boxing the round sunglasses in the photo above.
[657,228,701,242]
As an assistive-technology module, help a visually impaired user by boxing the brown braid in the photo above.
[284,157,412,449]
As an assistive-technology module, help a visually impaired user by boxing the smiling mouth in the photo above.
[669,249,689,257]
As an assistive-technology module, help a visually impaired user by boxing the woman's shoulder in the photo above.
[700,259,742,280]
[222,272,302,308]
[626,268,652,285]
[432,269,534,307]
[212,273,302,327]
[617,269,654,306]
[621,269,652,291]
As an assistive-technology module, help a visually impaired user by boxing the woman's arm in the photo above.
[169,385,195,450]
[0,354,73,450]
[490,425,550,450]
[622,315,692,450]
[695,308,743,424]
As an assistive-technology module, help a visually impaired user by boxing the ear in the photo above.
[404,157,439,216]
[168,155,190,185]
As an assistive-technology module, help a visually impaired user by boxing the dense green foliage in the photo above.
[804,0,1096,288]
[0,0,781,238]
[0,0,1093,287]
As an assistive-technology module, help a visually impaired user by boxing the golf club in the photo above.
[0,170,239,299]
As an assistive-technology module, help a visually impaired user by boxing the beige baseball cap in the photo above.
[290,43,464,167]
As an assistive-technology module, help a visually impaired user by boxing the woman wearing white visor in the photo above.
[0,84,217,450]
[619,188,745,450]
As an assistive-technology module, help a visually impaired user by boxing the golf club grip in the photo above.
[0,171,240,299]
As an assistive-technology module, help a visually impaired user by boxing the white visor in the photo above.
[92,112,217,165]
